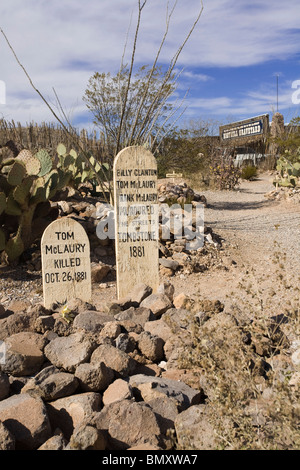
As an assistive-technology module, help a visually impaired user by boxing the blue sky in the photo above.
[1,0,300,135]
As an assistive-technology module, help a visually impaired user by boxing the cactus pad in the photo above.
[0,192,6,216]
[6,192,22,216]
[35,149,53,177]
[5,230,24,261]
[13,176,34,205]
[7,161,26,186]
[57,143,67,156]
[17,150,41,176]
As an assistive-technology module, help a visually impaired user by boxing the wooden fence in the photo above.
[0,119,105,160]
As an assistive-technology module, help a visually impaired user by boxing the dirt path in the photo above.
[170,173,300,315]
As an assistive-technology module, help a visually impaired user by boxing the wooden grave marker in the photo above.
[41,217,91,308]
[114,146,159,299]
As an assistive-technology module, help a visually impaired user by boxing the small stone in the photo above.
[175,405,217,450]
[115,333,137,353]
[91,263,111,283]
[173,293,191,309]
[115,307,155,326]
[38,434,68,451]
[124,283,153,305]
[160,266,175,277]
[93,399,161,450]
[73,311,113,333]
[34,315,55,333]
[69,424,107,450]
[100,321,122,339]
[129,374,203,411]
[159,258,179,271]
[157,281,175,302]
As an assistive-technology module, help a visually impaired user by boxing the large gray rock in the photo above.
[144,318,174,342]
[44,332,96,372]
[46,392,101,439]
[140,294,173,317]
[21,365,79,400]
[0,393,51,450]
[1,332,45,377]
[115,307,155,326]
[75,362,114,392]
[175,404,217,450]
[123,283,153,305]
[129,374,203,411]
[137,331,164,362]
[147,396,179,449]
[93,399,161,450]
[102,379,133,406]
[90,343,136,378]
[73,311,114,332]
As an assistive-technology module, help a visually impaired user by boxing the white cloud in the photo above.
[0,0,300,127]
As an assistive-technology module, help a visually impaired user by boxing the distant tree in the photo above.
[83,65,177,157]
[157,118,220,179]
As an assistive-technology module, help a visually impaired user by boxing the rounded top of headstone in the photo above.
[114,146,157,170]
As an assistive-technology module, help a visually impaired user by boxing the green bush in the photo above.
[241,165,257,180]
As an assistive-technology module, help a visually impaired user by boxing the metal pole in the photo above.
[277,75,278,112]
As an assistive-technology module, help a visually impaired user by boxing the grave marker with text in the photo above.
[114,146,159,299]
[41,217,91,308]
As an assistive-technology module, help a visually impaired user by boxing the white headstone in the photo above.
[114,146,159,299]
[41,217,91,308]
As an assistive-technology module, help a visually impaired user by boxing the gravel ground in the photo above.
[204,174,300,262]
[170,173,300,316]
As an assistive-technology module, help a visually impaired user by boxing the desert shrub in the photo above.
[209,152,241,190]
[241,165,257,180]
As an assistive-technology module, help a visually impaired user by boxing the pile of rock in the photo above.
[265,187,300,204]
[158,181,207,207]
[0,283,298,450]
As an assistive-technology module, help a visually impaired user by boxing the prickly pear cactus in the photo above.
[273,157,300,188]
[0,145,74,262]
[0,141,111,262]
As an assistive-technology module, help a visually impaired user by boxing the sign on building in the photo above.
[41,217,91,308]
[113,146,159,299]
[220,114,269,144]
